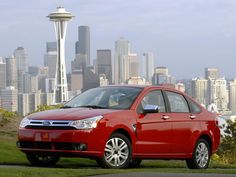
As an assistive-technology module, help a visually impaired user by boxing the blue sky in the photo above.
[0,0,236,79]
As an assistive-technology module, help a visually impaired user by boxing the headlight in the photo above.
[69,115,103,129]
[19,117,30,128]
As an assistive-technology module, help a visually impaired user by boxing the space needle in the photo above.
[47,7,74,104]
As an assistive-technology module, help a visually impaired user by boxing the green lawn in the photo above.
[0,132,236,177]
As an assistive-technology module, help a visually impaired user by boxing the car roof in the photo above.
[100,85,179,92]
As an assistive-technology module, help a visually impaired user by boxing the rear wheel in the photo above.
[26,153,60,167]
[96,133,132,169]
[186,139,210,169]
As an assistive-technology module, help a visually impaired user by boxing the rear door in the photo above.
[164,91,199,154]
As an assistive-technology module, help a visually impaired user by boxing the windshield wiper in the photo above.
[78,105,107,109]
[60,105,74,109]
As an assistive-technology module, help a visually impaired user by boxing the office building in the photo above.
[71,70,83,91]
[192,78,208,106]
[114,38,130,84]
[44,42,57,78]
[229,79,236,113]
[75,26,90,65]
[97,49,112,84]
[82,66,99,92]
[5,56,17,89]
[127,77,146,85]
[152,67,175,85]
[205,68,219,80]
[143,52,154,82]
[208,78,228,111]
[0,59,6,89]
[14,47,28,93]
[128,53,139,78]
[28,66,40,76]
[18,93,29,116]
[0,87,18,112]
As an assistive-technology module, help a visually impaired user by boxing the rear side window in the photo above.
[166,91,189,113]
[187,98,201,114]
[140,90,166,112]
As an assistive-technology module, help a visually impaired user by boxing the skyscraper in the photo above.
[14,47,28,72]
[44,42,57,78]
[97,49,112,83]
[143,52,154,82]
[114,38,130,84]
[128,53,139,78]
[0,86,18,112]
[75,26,90,66]
[192,78,208,106]
[5,56,17,89]
[205,68,219,79]
[48,6,74,103]
[208,78,228,111]
[229,79,236,113]
[0,59,6,89]
[152,67,175,85]
[14,47,28,93]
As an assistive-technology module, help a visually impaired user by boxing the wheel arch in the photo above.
[198,134,213,154]
[111,127,133,145]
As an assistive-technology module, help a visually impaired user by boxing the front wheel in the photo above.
[96,133,132,169]
[26,153,60,167]
[186,139,210,169]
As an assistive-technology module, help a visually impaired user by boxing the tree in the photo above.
[217,120,236,164]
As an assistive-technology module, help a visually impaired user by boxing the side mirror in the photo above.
[143,104,159,114]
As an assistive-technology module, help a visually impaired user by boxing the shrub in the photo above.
[217,120,236,164]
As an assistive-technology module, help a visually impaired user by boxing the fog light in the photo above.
[16,141,21,148]
[72,143,87,151]
[79,144,87,151]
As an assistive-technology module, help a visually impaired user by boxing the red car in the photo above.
[17,85,220,169]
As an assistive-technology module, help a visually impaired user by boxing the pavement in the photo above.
[91,172,236,177]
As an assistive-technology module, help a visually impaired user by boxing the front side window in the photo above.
[166,91,189,113]
[64,87,142,110]
[139,90,166,113]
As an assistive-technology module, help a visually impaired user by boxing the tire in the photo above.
[186,139,210,169]
[26,153,60,167]
[128,159,142,168]
[96,133,132,169]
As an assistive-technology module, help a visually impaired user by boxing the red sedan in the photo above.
[17,85,220,169]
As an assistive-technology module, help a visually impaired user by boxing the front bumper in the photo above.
[17,128,107,158]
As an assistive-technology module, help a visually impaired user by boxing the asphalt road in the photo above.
[91,172,236,177]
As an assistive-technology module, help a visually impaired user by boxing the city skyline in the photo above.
[0,0,236,79]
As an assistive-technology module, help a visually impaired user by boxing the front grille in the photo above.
[25,125,76,130]
[25,120,76,130]
[18,141,86,151]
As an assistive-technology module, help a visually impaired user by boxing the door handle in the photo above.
[189,115,196,119]
[162,115,170,120]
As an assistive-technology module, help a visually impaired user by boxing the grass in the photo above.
[0,131,236,177]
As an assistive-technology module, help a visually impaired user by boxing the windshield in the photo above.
[64,87,143,110]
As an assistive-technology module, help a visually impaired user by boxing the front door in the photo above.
[135,90,172,155]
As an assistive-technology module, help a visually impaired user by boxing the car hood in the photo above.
[27,108,120,120]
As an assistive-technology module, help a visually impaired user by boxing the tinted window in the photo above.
[166,91,189,113]
[65,87,142,110]
[140,90,166,112]
[187,98,201,114]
